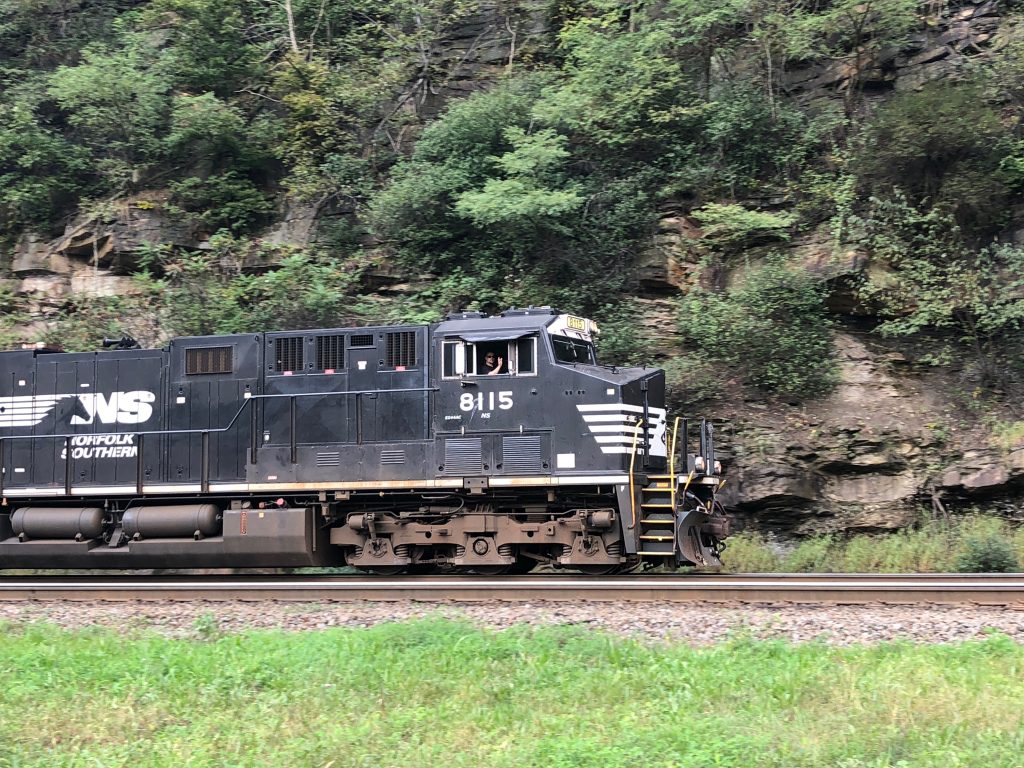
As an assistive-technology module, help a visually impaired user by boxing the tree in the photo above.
[48,38,173,187]
[0,98,92,232]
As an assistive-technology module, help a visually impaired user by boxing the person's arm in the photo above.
[488,356,504,375]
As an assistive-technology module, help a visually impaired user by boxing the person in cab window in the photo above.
[483,350,504,375]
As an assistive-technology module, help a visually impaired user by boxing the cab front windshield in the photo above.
[551,335,596,365]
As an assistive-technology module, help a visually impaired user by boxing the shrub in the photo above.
[954,534,1020,574]
[168,171,274,235]
[679,255,836,400]
[718,532,781,573]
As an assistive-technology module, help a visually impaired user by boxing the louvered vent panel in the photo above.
[186,346,233,375]
[386,331,417,368]
[350,333,374,348]
[316,451,340,467]
[444,438,483,474]
[274,337,304,372]
[380,449,406,465]
[502,436,543,473]
[316,335,345,370]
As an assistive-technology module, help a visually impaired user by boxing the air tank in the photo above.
[11,507,105,541]
[121,505,222,540]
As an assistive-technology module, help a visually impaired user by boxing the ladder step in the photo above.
[641,503,674,509]
[640,535,674,541]
[638,551,675,557]
[640,518,674,525]
[643,485,671,491]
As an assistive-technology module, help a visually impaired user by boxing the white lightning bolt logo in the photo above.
[0,395,73,428]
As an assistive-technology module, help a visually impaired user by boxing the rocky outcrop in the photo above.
[781,0,1003,97]
[5,195,198,320]
[719,330,1024,535]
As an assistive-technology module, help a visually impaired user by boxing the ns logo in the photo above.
[0,390,157,429]
[70,391,156,425]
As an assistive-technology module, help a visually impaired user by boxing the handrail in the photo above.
[669,416,680,511]
[0,386,439,496]
[627,419,643,530]
[0,386,440,444]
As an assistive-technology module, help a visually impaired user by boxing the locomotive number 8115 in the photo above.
[0,307,728,573]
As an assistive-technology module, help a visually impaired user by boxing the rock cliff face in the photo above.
[634,2,1024,534]
[717,328,1024,534]
[3,0,1024,536]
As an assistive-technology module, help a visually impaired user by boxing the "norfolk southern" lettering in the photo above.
[60,434,138,460]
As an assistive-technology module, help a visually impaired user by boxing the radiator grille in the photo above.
[316,334,345,371]
[501,436,543,473]
[380,449,406,465]
[386,331,417,368]
[444,438,483,474]
[274,337,304,372]
[316,451,340,467]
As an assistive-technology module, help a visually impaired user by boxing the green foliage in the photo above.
[589,303,656,367]
[42,291,160,352]
[663,355,720,413]
[679,256,836,399]
[168,172,275,235]
[370,77,645,315]
[856,193,1024,384]
[134,0,264,98]
[692,203,794,254]
[852,83,1013,233]
[48,38,172,186]
[0,99,92,232]
[454,127,583,229]
[0,285,29,350]
[138,234,368,337]
[955,534,1020,574]
[723,514,1024,574]
[4,619,1024,766]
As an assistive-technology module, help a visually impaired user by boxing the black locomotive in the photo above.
[0,308,727,573]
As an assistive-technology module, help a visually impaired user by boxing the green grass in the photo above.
[722,513,1024,573]
[1,619,1024,767]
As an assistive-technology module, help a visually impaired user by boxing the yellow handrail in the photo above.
[669,416,680,510]
[627,419,643,530]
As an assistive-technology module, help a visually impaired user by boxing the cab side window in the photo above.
[441,337,537,377]
[514,337,536,375]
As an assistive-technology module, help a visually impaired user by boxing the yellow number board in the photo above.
[565,315,587,332]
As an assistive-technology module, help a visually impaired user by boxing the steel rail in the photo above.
[2,573,1024,604]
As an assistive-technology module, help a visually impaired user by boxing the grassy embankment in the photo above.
[1,619,1023,767]
[722,514,1024,573]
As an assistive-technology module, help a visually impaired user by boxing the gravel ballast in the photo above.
[3,600,1024,645]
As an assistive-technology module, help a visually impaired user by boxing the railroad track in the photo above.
[1,573,1024,604]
